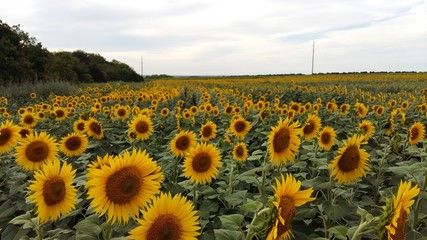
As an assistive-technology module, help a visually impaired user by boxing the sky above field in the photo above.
[1,0,426,75]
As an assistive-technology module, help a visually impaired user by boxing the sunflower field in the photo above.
[1,73,427,240]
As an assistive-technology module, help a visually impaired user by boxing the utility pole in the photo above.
[311,41,315,75]
[140,56,143,77]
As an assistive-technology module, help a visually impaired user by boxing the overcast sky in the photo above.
[1,0,426,75]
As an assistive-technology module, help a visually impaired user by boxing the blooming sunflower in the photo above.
[328,135,370,184]
[128,192,200,240]
[302,114,322,140]
[52,107,68,121]
[15,132,58,171]
[229,115,252,139]
[183,143,222,185]
[379,181,420,240]
[232,142,248,162]
[86,149,163,224]
[317,126,336,151]
[358,120,375,141]
[355,102,368,119]
[408,121,425,145]
[59,132,88,157]
[267,173,315,240]
[0,120,21,154]
[85,118,104,139]
[73,119,86,133]
[86,154,114,182]
[170,130,197,157]
[340,104,350,115]
[268,118,302,166]
[128,114,153,141]
[18,127,33,139]
[20,112,38,128]
[200,121,217,142]
[27,160,77,223]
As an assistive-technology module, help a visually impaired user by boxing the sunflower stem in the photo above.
[193,184,199,209]
[35,222,44,240]
[350,221,369,240]
[412,168,427,230]
[227,161,234,195]
[102,222,113,240]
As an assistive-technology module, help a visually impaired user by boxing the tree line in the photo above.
[0,20,143,85]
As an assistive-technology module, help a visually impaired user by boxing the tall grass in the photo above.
[0,80,78,100]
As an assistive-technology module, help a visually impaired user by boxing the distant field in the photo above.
[1,72,427,239]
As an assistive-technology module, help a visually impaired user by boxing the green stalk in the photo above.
[412,168,427,230]
[36,222,44,240]
[228,161,235,195]
[350,221,369,240]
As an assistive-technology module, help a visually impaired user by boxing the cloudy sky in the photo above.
[1,0,426,75]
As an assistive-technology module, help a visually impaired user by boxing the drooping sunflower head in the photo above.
[86,149,164,224]
[170,130,197,157]
[328,134,370,184]
[233,142,249,162]
[317,126,336,151]
[302,114,322,140]
[229,115,252,139]
[358,120,375,141]
[200,121,217,142]
[128,114,153,141]
[268,118,302,166]
[267,173,315,240]
[382,181,420,240]
[59,132,89,157]
[27,160,77,223]
[183,142,222,185]
[408,121,425,145]
[85,118,104,139]
[15,132,58,171]
[128,192,200,240]
[0,120,21,154]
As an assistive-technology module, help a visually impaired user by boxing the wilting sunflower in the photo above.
[170,130,197,157]
[85,118,104,139]
[302,114,322,140]
[27,160,77,223]
[20,112,38,128]
[59,132,88,157]
[199,121,217,142]
[268,118,302,166]
[408,121,425,145]
[267,173,315,240]
[86,149,164,224]
[183,143,222,185]
[317,126,336,151]
[229,115,252,139]
[0,120,21,154]
[232,142,248,162]
[128,192,200,240]
[379,181,420,240]
[15,132,58,171]
[358,120,375,141]
[128,114,153,141]
[328,135,370,184]
[73,119,86,133]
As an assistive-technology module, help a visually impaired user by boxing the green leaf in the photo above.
[213,229,243,240]
[239,199,263,212]
[223,190,247,207]
[9,212,32,225]
[219,214,244,230]
[328,226,348,240]
[74,214,102,237]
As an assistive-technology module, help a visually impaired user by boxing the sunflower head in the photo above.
[233,142,248,162]
[200,121,217,142]
[129,114,153,141]
[328,134,370,184]
[85,118,104,139]
[229,115,252,139]
[60,132,89,157]
[358,120,375,141]
[20,112,38,128]
[268,118,302,166]
[302,114,322,140]
[15,132,58,171]
[408,122,425,145]
[0,120,21,154]
[170,130,197,157]
[183,142,222,184]
[317,126,336,151]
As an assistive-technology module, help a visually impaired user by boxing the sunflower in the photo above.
[328,135,370,184]
[27,160,77,223]
[183,143,222,184]
[232,142,248,162]
[52,107,68,121]
[267,173,315,240]
[170,130,197,157]
[358,120,375,141]
[229,115,252,139]
[302,114,322,140]
[268,118,302,166]
[86,154,114,181]
[408,122,425,145]
[114,106,130,120]
[85,118,104,139]
[200,121,217,142]
[385,118,396,136]
[59,132,88,157]
[317,126,336,151]
[20,112,38,128]
[18,127,33,139]
[340,104,350,115]
[128,114,153,141]
[0,120,21,154]
[15,132,58,171]
[73,119,86,133]
[355,102,368,119]
[379,181,420,240]
[160,107,170,117]
[128,192,200,240]
[86,149,164,224]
